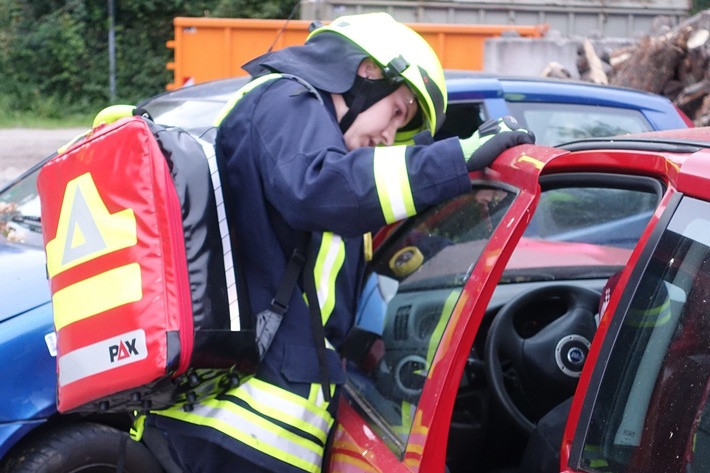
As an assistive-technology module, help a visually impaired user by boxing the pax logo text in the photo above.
[109,338,140,363]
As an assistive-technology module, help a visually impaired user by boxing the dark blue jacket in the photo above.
[216,76,470,393]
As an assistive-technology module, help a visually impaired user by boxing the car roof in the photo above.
[560,126,710,152]
[143,70,674,110]
[443,69,676,111]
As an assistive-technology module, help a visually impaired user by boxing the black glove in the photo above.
[461,116,535,171]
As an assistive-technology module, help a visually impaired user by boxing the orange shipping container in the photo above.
[166,17,548,90]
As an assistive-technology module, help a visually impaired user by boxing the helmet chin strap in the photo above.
[339,75,398,133]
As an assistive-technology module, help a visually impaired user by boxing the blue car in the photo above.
[128,72,693,148]
[0,72,690,472]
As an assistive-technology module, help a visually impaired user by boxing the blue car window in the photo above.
[507,102,653,146]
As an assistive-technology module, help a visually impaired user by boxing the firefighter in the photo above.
[142,12,534,473]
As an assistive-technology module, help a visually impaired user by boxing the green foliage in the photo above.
[0,93,93,127]
[0,0,299,122]
[212,0,301,18]
[692,0,710,14]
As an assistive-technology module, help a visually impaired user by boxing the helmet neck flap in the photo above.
[242,33,366,96]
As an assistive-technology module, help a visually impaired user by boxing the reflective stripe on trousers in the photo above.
[157,377,334,473]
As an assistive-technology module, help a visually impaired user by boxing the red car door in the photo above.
[562,146,710,473]
[324,145,555,472]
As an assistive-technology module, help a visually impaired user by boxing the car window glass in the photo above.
[345,185,515,455]
[578,196,710,473]
[145,99,226,131]
[138,77,248,132]
[435,102,486,140]
[507,102,653,146]
[524,187,657,248]
[503,180,659,283]
[0,168,43,248]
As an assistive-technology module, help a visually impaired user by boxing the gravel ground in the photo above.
[0,127,88,188]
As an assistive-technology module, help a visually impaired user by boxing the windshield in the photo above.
[0,168,43,248]
[138,77,249,134]
[0,80,252,249]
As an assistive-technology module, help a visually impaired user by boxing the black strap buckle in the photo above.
[382,55,409,85]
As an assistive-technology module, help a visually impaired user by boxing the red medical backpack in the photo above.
[37,116,259,414]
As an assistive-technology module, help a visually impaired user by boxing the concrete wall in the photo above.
[300,0,690,38]
[299,0,692,79]
[483,33,637,78]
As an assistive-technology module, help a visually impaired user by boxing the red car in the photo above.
[0,79,700,472]
[327,127,710,473]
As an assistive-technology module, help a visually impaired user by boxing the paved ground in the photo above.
[0,128,87,187]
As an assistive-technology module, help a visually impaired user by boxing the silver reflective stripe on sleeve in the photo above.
[373,145,415,223]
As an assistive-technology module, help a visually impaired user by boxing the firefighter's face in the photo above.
[342,85,418,150]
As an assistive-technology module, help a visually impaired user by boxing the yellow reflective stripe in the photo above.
[314,232,345,324]
[159,397,324,473]
[130,414,146,441]
[308,382,336,405]
[213,73,283,126]
[308,383,321,405]
[362,232,372,261]
[232,378,332,444]
[53,264,142,330]
[373,146,415,223]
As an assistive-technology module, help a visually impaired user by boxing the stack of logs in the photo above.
[547,10,710,126]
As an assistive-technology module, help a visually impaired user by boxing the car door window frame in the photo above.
[568,190,710,472]
[343,181,520,457]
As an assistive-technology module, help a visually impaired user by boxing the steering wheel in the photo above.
[484,285,599,435]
